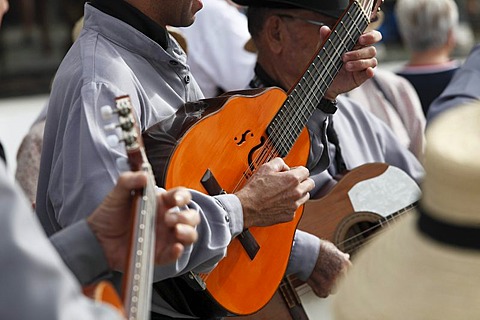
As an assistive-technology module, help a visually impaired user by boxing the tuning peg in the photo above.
[107,134,120,147]
[104,123,117,132]
[103,115,135,134]
[101,105,114,121]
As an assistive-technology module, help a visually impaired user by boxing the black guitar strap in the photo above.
[326,121,348,176]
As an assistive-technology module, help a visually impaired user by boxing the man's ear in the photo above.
[264,15,286,54]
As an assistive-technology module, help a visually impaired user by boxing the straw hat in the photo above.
[331,102,480,320]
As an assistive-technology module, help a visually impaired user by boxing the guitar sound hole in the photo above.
[333,211,384,256]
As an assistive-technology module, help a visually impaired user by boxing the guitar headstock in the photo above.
[101,95,144,171]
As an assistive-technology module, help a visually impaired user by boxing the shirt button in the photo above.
[169,60,178,66]
[184,75,190,84]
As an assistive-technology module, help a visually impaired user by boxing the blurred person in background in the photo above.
[180,0,257,98]
[427,42,480,122]
[345,68,425,160]
[344,12,426,160]
[19,0,51,53]
[395,0,462,116]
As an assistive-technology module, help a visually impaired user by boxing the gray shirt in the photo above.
[324,96,424,184]
[427,44,480,123]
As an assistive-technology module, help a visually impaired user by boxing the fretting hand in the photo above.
[322,27,382,100]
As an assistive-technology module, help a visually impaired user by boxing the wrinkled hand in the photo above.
[306,240,351,298]
[320,27,382,100]
[87,171,200,271]
[235,157,315,229]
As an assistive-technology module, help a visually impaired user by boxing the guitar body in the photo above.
[239,163,420,320]
[301,162,389,248]
[83,281,125,316]
[145,87,311,316]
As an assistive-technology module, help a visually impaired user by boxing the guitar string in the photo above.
[338,205,416,254]
[298,202,413,298]
[272,3,366,157]
[247,2,364,181]
[276,1,370,168]
[251,5,365,192]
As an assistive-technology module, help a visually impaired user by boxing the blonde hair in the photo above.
[395,0,458,52]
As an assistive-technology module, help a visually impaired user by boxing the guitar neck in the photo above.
[268,1,370,157]
[122,164,157,320]
[114,95,158,320]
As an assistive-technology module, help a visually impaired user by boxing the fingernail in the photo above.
[165,212,178,224]
[174,192,186,204]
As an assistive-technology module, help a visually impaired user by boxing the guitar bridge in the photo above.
[238,229,260,260]
[201,169,260,260]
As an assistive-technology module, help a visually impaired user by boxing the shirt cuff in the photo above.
[214,193,244,237]
[286,230,321,281]
[50,219,111,285]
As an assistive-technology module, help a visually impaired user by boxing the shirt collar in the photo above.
[249,63,285,89]
[89,0,169,50]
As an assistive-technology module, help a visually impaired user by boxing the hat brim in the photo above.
[332,213,480,319]
[232,0,347,19]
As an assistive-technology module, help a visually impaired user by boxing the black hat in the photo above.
[231,0,349,19]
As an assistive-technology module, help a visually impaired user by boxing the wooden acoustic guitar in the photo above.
[238,162,420,320]
[143,0,382,317]
[84,95,158,320]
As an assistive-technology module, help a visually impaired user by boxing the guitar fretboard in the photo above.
[268,1,369,157]
[124,167,157,320]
